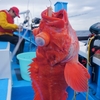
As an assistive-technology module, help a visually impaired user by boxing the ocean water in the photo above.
[76,30,91,43]
[76,30,91,36]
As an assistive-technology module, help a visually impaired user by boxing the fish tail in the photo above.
[64,61,90,92]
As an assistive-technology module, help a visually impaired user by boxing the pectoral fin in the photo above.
[64,61,90,92]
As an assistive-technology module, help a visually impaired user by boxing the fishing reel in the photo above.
[87,22,100,66]
[89,22,100,35]
[31,17,41,29]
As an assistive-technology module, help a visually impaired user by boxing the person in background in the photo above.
[0,6,25,64]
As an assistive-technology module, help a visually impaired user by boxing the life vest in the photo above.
[0,10,14,35]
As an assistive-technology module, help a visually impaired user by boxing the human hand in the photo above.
[17,24,23,32]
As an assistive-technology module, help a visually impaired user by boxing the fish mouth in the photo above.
[55,10,66,19]
[41,9,68,28]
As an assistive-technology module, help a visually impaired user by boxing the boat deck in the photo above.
[11,60,34,100]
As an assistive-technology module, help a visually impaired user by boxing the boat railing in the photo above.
[79,41,100,99]
[0,42,12,100]
[0,42,11,79]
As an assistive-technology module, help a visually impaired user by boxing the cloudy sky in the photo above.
[0,0,100,30]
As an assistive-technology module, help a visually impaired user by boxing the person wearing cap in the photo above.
[0,6,25,64]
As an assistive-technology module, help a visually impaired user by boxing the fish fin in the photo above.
[64,61,90,92]
[29,61,42,100]
[32,27,39,36]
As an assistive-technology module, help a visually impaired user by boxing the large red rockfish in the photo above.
[29,7,90,100]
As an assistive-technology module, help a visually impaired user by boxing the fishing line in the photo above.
[72,91,76,100]
[27,0,30,10]
[49,0,52,6]
[26,0,44,99]
[32,78,44,100]
[26,0,33,22]
[68,8,98,18]
[27,0,32,19]
[69,12,89,18]
[86,80,89,100]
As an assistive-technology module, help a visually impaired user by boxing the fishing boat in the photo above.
[0,1,100,100]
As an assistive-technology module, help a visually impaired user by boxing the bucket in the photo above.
[17,52,36,81]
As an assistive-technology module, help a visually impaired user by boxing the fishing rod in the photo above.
[19,10,30,15]
[69,12,89,18]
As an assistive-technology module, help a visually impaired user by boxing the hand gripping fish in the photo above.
[29,7,90,100]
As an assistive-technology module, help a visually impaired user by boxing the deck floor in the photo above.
[11,56,34,100]
[11,41,36,100]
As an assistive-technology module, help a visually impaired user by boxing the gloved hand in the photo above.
[17,24,23,32]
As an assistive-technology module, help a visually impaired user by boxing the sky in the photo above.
[0,0,100,30]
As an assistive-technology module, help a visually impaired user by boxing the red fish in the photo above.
[29,7,90,100]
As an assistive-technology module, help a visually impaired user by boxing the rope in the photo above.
[86,81,89,100]
[72,91,76,100]
[72,81,89,100]
[87,36,95,66]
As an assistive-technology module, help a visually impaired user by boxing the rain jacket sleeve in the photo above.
[0,12,18,30]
